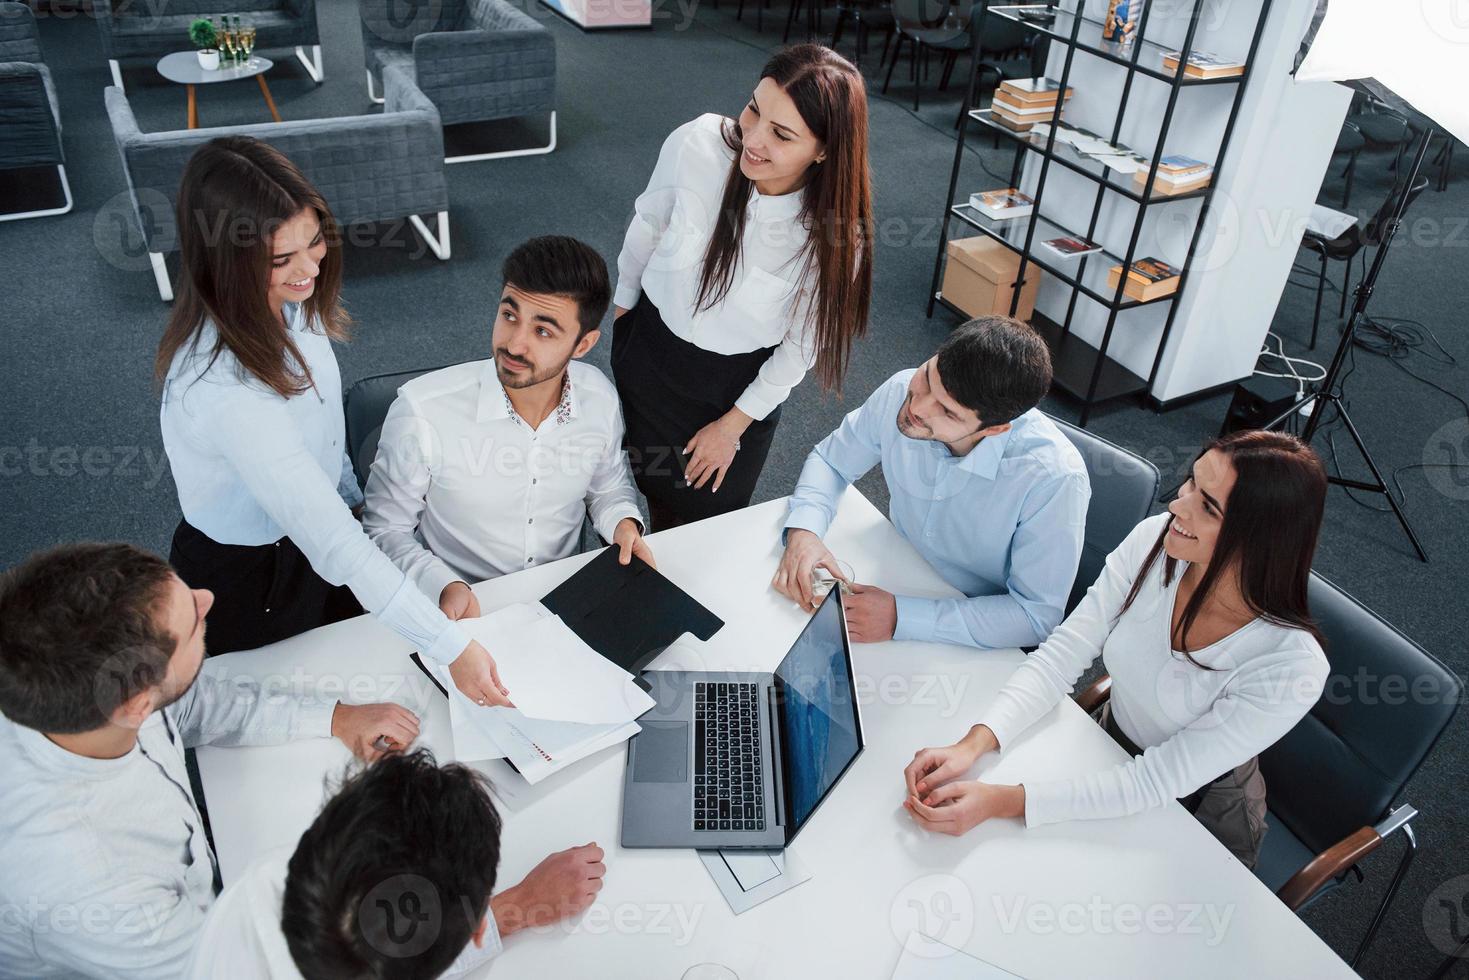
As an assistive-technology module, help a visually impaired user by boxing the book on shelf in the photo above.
[997,77,1074,105]
[1102,0,1137,43]
[1107,256,1181,301]
[991,95,1065,117]
[968,188,1034,220]
[1162,50,1244,79]
[989,106,1053,132]
[1135,156,1213,194]
[1157,154,1210,176]
[1041,236,1103,260]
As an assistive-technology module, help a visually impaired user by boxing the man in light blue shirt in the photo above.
[773,316,1090,649]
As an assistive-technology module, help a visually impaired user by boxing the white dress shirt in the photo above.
[785,371,1090,649]
[185,850,501,979]
[0,662,336,980]
[160,303,470,665]
[362,359,644,603]
[614,112,817,421]
[980,513,1329,828]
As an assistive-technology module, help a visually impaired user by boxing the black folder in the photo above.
[540,548,724,675]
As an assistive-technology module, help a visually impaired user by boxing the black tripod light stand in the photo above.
[1264,126,1434,562]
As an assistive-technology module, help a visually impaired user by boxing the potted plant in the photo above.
[189,19,220,70]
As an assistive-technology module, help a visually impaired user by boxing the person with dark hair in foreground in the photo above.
[903,431,1330,868]
[186,750,606,979]
[773,315,1091,649]
[364,236,652,624]
[0,543,418,980]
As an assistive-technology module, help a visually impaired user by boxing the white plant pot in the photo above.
[197,49,220,71]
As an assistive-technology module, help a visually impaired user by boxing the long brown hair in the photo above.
[1119,430,1328,664]
[695,44,873,393]
[154,136,349,397]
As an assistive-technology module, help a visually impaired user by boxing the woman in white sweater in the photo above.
[902,430,1330,866]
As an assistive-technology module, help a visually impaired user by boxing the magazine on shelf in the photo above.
[969,188,1035,220]
[1157,154,1211,175]
[1041,236,1104,260]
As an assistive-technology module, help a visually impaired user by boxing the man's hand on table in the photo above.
[772,528,848,611]
[842,583,898,643]
[331,702,421,760]
[490,843,607,937]
[439,581,482,621]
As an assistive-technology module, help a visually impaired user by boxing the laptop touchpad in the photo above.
[632,721,688,783]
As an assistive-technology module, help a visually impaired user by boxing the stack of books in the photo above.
[990,78,1073,132]
[1135,155,1214,195]
[1161,50,1244,79]
[1107,257,1182,302]
[968,188,1034,220]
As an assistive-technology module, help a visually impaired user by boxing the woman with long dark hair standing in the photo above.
[157,136,510,708]
[612,44,873,529]
[900,430,1331,867]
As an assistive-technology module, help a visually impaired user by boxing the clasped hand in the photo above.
[901,727,1025,835]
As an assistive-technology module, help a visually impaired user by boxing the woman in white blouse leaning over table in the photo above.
[155,137,511,708]
[611,43,874,529]
[903,430,1332,867]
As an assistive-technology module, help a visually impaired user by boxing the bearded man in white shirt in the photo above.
[365,236,654,621]
[0,542,419,980]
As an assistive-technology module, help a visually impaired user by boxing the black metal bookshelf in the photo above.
[926,0,1274,426]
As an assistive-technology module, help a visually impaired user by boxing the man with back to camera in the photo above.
[0,542,419,979]
[364,235,654,624]
[185,748,607,978]
[773,315,1091,649]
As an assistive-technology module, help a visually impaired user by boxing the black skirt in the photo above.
[169,519,362,656]
[611,293,782,529]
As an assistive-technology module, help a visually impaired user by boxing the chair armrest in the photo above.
[381,61,439,120]
[1278,827,1383,910]
[463,0,546,32]
[413,25,553,65]
[0,2,43,63]
[1074,675,1112,714]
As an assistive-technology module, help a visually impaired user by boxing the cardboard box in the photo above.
[941,237,1041,321]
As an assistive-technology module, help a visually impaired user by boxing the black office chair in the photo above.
[1076,573,1460,969]
[1049,416,1160,616]
[1298,174,1428,349]
[343,363,604,551]
[879,0,959,111]
[826,0,895,69]
[343,364,459,490]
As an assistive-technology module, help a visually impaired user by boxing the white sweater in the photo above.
[980,514,1329,828]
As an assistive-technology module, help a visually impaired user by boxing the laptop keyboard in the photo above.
[693,681,766,832]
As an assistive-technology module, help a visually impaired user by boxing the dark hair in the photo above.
[501,235,612,339]
[935,316,1053,424]
[282,749,502,980]
[697,43,874,393]
[1119,430,1328,664]
[0,543,177,733]
[155,136,350,399]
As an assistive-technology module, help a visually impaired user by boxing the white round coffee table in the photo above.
[156,51,280,130]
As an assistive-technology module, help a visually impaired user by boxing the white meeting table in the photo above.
[198,490,1353,979]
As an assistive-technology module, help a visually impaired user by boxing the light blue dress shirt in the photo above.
[784,370,1090,649]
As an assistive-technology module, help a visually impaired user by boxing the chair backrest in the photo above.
[1360,174,1430,247]
[891,0,948,30]
[1047,416,1160,615]
[359,0,464,46]
[0,2,42,63]
[1259,573,1460,854]
[969,2,1030,56]
[343,364,463,489]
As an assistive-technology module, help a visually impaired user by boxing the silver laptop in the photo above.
[620,588,864,849]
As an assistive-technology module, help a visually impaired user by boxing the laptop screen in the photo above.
[773,589,863,840]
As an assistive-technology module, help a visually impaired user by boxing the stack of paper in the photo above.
[433,603,655,785]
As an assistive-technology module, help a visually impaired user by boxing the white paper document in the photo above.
[461,610,655,725]
[890,934,1026,979]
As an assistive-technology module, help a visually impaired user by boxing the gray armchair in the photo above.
[95,0,324,92]
[105,63,451,301]
[0,1,70,221]
[360,0,556,163]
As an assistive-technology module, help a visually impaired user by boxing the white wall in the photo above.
[1022,0,1352,403]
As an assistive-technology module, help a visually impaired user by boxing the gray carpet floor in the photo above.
[4,1,1468,976]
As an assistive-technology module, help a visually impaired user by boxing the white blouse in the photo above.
[980,513,1329,828]
[159,303,470,665]
[614,112,818,421]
